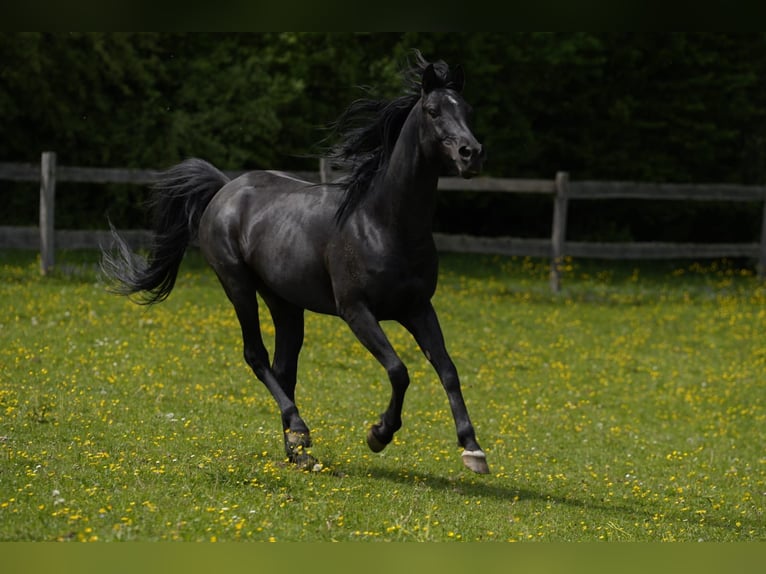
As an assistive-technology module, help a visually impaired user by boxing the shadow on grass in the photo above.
[366,463,626,508]
[193,450,757,538]
[361,464,755,536]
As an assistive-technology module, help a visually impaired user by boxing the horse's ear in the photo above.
[450,65,465,92]
[422,64,438,94]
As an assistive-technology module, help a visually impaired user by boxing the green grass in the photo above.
[0,249,764,541]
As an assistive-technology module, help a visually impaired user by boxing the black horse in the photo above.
[102,51,489,474]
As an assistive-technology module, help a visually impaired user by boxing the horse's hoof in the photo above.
[461,449,490,474]
[285,430,317,469]
[366,427,387,453]
[285,429,312,449]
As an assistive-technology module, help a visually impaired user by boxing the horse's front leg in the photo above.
[340,304,409,452]
[402,304,490,474]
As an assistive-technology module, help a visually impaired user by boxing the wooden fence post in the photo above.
[39,151,56,275]
[759,198,766,280]
[550,171,569,292]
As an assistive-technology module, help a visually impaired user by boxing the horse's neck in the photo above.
[369,111,440,236]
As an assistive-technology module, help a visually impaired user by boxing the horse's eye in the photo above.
[427,107,440,119]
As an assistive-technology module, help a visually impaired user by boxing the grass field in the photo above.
[0,249,764,542]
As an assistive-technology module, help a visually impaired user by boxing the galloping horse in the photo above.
[102,51,489,474]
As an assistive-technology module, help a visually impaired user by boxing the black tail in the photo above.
[101,158,230,304]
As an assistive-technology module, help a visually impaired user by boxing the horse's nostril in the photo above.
[459,146,473,159]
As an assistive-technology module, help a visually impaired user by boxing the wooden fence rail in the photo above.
[1,151,765,290]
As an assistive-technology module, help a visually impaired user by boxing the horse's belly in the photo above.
[256,253,338,315]
[368,274,435,319]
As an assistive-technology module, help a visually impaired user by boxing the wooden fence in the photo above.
[2,151,765,290]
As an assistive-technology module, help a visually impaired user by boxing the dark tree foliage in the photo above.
[2,32,765,241]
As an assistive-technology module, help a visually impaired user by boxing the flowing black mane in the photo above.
[329,51,462,224]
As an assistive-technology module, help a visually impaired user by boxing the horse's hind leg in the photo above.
[213,266,313,467]
[262,296,313,465]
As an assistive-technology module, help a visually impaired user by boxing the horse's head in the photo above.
[419,62,485,178]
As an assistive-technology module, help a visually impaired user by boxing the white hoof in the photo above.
[461,449,490,474]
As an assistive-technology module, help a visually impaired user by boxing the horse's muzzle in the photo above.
[457,142,485,178]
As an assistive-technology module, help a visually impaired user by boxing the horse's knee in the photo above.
[438,364,461,393]
[244,345,269,378]
[387,362,409,390]
[272,366,297,397]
